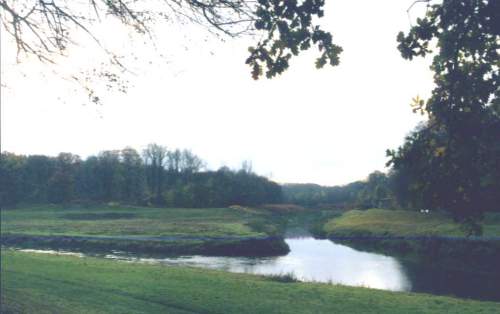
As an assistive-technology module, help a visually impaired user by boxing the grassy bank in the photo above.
[1,205,289,256]
[322,209,500,238]
[2,250,499,314]
[1,205,280,237]
[321,209,500,273]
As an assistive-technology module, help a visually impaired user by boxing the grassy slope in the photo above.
[0,205,278,238]
[2,251,499,314]
[323,209,500,238]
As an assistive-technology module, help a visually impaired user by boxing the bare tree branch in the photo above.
[1,0,341,89]
[1,0,259,62]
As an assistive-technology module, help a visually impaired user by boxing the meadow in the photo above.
[3,205,500,312]
[322,209,500,238]
[2,250,499,314]
[0,204,289,256]
[0,204,279,238]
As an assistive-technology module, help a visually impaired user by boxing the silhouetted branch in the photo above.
[0,0,258,62]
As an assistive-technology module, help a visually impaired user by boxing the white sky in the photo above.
[1,0,433,186]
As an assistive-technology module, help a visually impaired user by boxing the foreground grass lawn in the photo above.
[2,250,499,314]
[323,209,500,238]
[0,205,277,238]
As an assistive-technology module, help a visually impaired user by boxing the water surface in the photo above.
[17,236,500,301]
[107,237,412,291]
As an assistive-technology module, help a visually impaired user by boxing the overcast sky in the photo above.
[1,0,433,186]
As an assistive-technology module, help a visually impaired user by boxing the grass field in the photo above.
[323,209,500,238]
[0,204,291,256]
[2,250,499,314]
[0,204,279,238]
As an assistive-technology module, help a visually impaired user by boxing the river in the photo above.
[17,235,500,301]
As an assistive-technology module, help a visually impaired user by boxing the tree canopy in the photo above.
[387,0,500,234]
[282,171,396,210]
[0,146,282,208]
[0,0,341,80]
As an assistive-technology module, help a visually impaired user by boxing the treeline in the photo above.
[284,114,500,220]
[0,144,282,208]
[284,155,500,217]
[282,171,395,209]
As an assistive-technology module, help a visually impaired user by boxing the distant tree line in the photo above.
[0,144,282,208]
[284,157,499,218]
[282,170,396,210]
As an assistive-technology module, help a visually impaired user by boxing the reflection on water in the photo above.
[16,237,500,300]
[107,237,412,292]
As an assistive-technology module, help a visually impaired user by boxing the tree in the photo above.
[388,0,500,234]
[166,149,205,174]
[142,143,168,204]
[1,0,342,83]
[0,152,26,206]
[1,147,281,208]
[166,149,182,174]
[97,150,124,201]
[179,149,205,174]
[121,147,146,203]
[48,153,81,203]
[76,155,103,201]
[356,171,394,209]
[240,160,253,174]
[23,155,56,203]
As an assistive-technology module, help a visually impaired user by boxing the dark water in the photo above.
[18,236,500,301]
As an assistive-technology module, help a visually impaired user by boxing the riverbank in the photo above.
[322,209,500,238]
[2,250,499,314]
[0,204,290,256]
[0,234,290,257]
[320,209,500,273]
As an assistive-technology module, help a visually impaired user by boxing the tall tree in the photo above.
[0,152,26,206]
[121,147,146,203]
[48,153,81,203]
[97,150,124,201]
[388,0,500,234]
[179,150,205,174]
[76,155,103,201]
[23,155,56,203]
[142,143,168,204]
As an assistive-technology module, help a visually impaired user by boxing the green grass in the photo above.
[2,250,499,314]
[323,209,500,238]
[0,204,290,256]
[1,204,279,238]
[483,212,500,237]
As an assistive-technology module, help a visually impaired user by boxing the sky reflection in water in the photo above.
[107,237,412,292]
